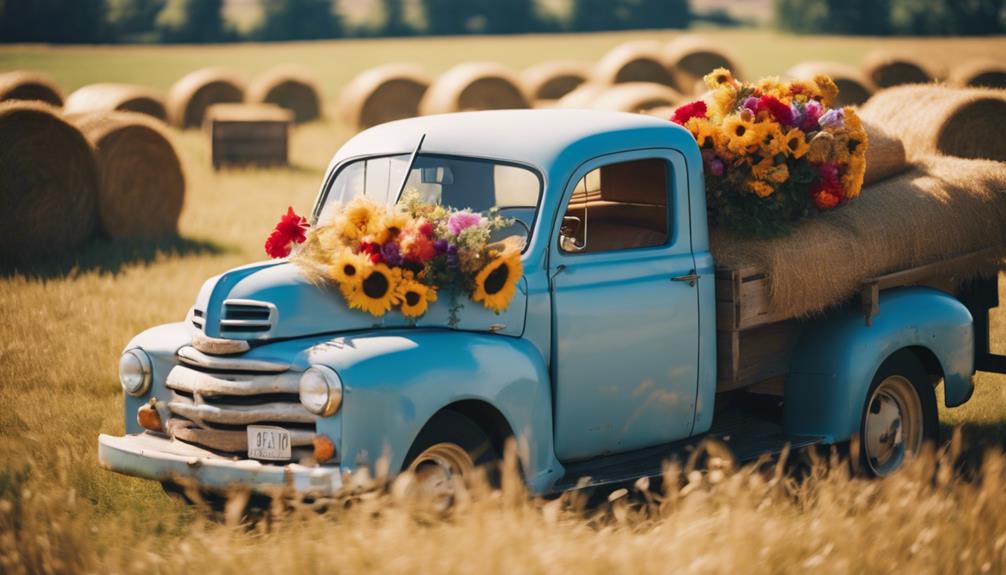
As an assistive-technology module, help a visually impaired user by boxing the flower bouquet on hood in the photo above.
[671,68,868,238]
[264,193,523,320]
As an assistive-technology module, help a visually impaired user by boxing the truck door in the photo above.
[549,151,699,462]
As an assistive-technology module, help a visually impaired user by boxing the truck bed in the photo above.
[714,248,1005,392]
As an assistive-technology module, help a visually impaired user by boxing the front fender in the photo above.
[785,287,974,442]
[307,330,561,492]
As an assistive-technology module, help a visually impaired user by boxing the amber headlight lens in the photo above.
[299,366,342,416]
[119,349,152,396]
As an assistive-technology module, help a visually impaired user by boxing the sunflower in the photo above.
[337,198,382,241]
[722,114,760,154]
[756,76,788,101]
[472,250,523,313]
[710,86,738,119]
[751,156,789,184]
[842,156,867,200]
[759,124,787,157]
[704,67,735,89]
[329,249,370,289]
[783,129,810,159]
[813,74,840,107]
[341,263,401,317]
[396,278,437,319]
[746,180,775,198]
[685,117,719,149]
[373,210,411,244]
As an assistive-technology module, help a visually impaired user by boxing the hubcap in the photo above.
[863,375,924,476]
[407,443,474,511]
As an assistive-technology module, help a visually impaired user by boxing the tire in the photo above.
[859,350,939,476]
[402,410,501,509]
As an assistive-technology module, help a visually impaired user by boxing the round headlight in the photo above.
[299,365,342,416]
[119,349,152,397]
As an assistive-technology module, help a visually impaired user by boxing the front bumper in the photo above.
[98,433,344,496]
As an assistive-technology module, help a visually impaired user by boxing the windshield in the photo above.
[317,154,542,247]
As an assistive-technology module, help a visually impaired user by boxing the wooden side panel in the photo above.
[716,321,801,392]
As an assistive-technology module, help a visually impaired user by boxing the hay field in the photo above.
[1,30,1006,574]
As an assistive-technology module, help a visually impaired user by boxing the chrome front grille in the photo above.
[190,308,204,330]
[165,345,316,461]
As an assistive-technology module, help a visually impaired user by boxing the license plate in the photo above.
[247,425,291,461]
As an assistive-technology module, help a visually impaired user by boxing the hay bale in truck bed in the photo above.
[167,68,245,129]
[68,112,185,239]
[206,103,292,169]
[0,101,97,262]
[862,120,907,185]
[711,155,1006,321]
[248,66,322,123]
[0,71,64,107]
[64,83,167,121]
[860,85,1006,162]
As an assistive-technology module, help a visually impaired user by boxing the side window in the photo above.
[559,158,669,254]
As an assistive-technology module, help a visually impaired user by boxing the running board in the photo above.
[552,410,823,493]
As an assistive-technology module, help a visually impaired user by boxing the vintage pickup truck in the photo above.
[99,110,1005,499]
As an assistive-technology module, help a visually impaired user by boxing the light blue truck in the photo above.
[99,110,1005,498]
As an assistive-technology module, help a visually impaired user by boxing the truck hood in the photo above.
[192,260,527,340]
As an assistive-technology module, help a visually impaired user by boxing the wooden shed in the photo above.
[206,103,293,169]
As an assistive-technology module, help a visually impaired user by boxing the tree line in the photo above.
[0,0,691,44]
[774,0,1005,36]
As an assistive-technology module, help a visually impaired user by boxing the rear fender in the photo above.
[784,287,974,442]
[307,330,561,492]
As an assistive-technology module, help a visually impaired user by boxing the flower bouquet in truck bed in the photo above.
[672,68,868,238]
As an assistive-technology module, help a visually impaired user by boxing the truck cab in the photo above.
[99,110,998,497]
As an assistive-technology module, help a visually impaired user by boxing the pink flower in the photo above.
[447,212,483,235]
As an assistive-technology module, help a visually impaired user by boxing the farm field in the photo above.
[2,29,1006,573]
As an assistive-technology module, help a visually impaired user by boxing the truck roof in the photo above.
[327,109,693,175]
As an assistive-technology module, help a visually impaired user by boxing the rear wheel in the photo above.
[860,351,938,476]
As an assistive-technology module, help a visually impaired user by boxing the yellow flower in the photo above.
[788,79,820,103]
[371,210,411,245]
[723,114,760,154]
[710,86,738,119]
[751,156,790,184]
[746,180,775,198]
[783,129,810,159]
[329,250,370,289]
[843,156,867,200]
[843,107,868,142]
[397,278,437,319]
[341,263,401,317]
[685,117,720,149]
[337,198,382,241]
[806,131,836,164]
[704,67,735,89]
[472,250,522,313]
[830,133,852,164]
[813,74,840,108]
[759,124,788,157]
[757,76,789,101]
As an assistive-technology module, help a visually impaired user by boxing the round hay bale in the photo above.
[862,120,907,185]
[593,41,675,87]
[950,60,1006,89]
[859,85,1006,162]
[521,61,591,103]
[786,62,875,107]
[664,35,743,95]
[248,66,322,123]
[68,112,185,239]
[590,82,684,114]
[0,71,64,107]
[420,62,529,116]
[862,51,934,89]
[0,101,97,261]
[64,83,167,121]
[338,64,432,130]
[167,68,245,129]
[553,83,607,109]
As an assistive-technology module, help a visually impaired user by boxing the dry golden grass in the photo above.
[1,31,1006,574]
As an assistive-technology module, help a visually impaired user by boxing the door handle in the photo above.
[671,271,700,287]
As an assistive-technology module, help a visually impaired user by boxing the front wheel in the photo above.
[859,351,939,476]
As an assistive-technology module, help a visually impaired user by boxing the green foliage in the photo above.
[775,0,1005,35]
[255,0,342,41]
[571,0,690,32]
[156,0,226,43]
[104,0,166,41]
[379,0,413,36]
[0,0,108,43]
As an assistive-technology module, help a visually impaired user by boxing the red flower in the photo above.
[671,101,708,125]
[418,220,434,238]
[811,163,844,210]
[359,241,384,264]
[264,207,309,258]
[756,95,794,126]
[813,190,840,210]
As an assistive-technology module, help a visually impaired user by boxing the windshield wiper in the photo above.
[394,133,426,204]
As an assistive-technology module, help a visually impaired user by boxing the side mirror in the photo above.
[560,216,586,252]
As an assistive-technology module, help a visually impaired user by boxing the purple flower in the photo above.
[446,244,458,255]
[801,100,823,131]
[433,239,449,254]
[380,242,403,266]
[742,96,759,113]
[818,108,845,130]
[447,212,483,235]
[701,149,725,177]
